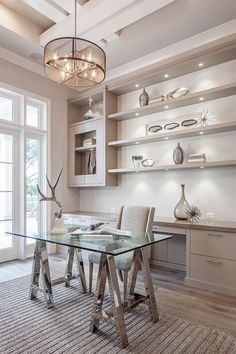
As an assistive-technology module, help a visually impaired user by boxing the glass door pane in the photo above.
[0,133,15,256]
[26,138,40,243]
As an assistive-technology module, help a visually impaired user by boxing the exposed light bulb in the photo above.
[61,71,65,80]
[92,70,96,78]
[53,53,58,60]
[88,54,92,62]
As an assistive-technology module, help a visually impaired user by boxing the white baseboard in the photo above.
[185,277,236,297]
[150,259,186,271]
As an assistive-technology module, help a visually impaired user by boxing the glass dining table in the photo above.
[5,227,173,349]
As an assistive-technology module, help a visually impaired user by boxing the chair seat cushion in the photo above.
[88,251,133,271]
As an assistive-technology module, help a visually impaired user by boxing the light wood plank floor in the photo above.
[1,254,236,337]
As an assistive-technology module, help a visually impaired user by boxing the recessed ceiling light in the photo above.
[135,141,139,144]
[164,74,169,78]
[198,62,204,67]
[199,97,204,101]
[135,84,139,88]
[164,137,169,140]
[200,166,204,169]
[199,132,204,135]
[135,113,139,116]
[165,168,169,171]
[164,105,169,109]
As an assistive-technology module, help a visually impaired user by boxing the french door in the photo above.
[0,130,18,261]
[0,85,48,263]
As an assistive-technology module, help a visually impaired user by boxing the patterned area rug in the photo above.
[0,275,236,354]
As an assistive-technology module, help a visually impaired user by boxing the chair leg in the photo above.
[89,262,93,293]
[123,270,128,303]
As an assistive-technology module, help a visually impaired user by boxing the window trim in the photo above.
[0,81,51,260]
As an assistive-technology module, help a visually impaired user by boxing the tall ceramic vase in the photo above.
[173,142,184,164]
[174,184,190,220]
[139,88,149,107]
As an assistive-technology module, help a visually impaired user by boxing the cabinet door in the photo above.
[68,119,105,186]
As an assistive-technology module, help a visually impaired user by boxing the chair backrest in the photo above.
[116,205,155,235]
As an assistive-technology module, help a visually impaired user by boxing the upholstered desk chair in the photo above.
[88,205,155,301]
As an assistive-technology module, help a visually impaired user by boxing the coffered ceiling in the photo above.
[0,0,235,83]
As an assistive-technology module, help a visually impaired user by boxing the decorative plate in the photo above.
[141,159,155,167]
[166,87,189,99]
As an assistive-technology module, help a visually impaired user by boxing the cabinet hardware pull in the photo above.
[208,233,223,237]
[207,260,222,265]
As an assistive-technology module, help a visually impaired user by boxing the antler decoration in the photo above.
[37,168,63,218]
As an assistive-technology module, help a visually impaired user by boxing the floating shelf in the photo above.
[108,160,236,174]
[107,83,236,121]
[75,145,96,152]
[108,121,236,147]
[70,117,103,127]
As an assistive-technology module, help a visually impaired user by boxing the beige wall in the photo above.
[0,58,80,212]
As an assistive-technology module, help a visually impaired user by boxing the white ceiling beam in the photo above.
[21,0,66,23]
[40,0,137,45]
[80,0,176,43]
[49,0,75,14]
[106,20,236,82]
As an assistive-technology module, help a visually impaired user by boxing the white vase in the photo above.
[174,184,190,220]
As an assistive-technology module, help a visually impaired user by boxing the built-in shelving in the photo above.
[108,121,236,147]
[75,145,96,152]
[107,83,236,121]
[108,160,236,174]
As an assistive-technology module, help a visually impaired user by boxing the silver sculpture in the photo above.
[84,97,95,120]
[37,168,63,218]
[186,204,201,222]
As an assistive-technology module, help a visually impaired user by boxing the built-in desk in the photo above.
[63,211,236,297]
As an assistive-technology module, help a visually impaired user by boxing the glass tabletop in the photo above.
[5,227,173,256]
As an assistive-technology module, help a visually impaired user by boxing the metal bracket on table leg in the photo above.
[30,240,54,309]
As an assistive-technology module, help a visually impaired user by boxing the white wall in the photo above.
[0,58,79,212]
[79,60,236,221]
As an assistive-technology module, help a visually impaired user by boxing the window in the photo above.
[0,96,13,121]
[0,84,49,261]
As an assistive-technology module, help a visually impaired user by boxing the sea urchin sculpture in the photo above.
[185,205,201,222]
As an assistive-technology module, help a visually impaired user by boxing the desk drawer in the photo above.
[190,230,236,260]
[191,254,236,289]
